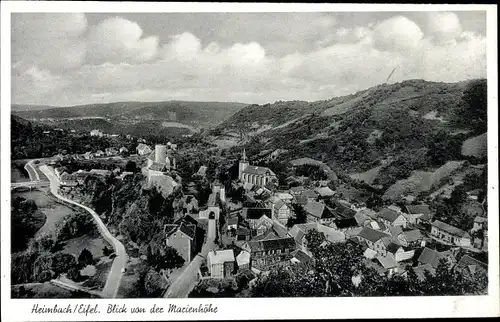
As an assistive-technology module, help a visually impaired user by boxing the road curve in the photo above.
[39,165,127,298]
[25,160,40,181]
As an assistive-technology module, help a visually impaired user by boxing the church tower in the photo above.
[238,148,249,180]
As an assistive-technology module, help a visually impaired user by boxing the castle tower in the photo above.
[238,148,249,180]
[155,144,167,163]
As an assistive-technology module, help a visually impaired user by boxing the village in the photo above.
[47,130,489,296]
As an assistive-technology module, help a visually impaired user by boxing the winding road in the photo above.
[39,164,127,298]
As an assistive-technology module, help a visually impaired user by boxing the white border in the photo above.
[1,2,499,321]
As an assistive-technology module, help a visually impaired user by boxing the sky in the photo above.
[11,11,487,106]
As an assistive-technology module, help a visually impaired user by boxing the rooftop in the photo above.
[357,227,390,243]
[208,249,235,265]
[242,208,272,220]
[247,237,296,253]
[242,165,276,176]
[406,204,431,216]
[378,208,402,223]
[432,220,470,238]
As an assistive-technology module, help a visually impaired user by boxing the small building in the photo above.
[60,173,77,187]
[236,226,252,241]
[455,255,488,278]
[207,249,235,279]
[331,217,358,232]
[119,147,129,154]
[386,243,414,262]
[290,249,314,268]
[242,208,272,230]
[315,186,335,199]
[272,200,293,226]
[242,237,296,270]
[226,216,239,232]
[377,208,408,228]
[236,250,251,270]
[303,201,335,225]
[136,143,153,156]
[356,227,391,256]
[430,220,472,247]
[405,203,432,225]
[165,222,196,264]
[397,229,424,248]
[417,247,456,269]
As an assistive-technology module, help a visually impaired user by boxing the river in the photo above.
[12,189,76,236]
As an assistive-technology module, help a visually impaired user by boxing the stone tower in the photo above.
[238,148,249,180]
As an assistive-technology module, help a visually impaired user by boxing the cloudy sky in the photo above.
[12,11,487,106]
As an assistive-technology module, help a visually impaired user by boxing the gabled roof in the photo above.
[291,249,314,266]
[253,230,279,241]
[301,190,319,199]
[457,255,488,273]
[403,229,424,242]
[354,212,370,225]
[295,195,309,205]
[357,227,390,243]
[227,217,239,226]
[389,226,403,237]
[417,247,446,268]
[315,186,335,197]
[386,242,402,254]
[273,199,288,212]
[236,250,251,265]
[242,165,276,176]
[406,204,431,216]
[431,220,471,238]
[243,208,272,220]
[376,253,398,269]
[332,202,357,219]
[378,208,402,222]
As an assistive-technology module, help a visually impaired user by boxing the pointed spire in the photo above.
[242,148,247,162]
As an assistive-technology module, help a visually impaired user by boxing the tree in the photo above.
[304,229,326,254]
[102,246,112,256]
[51,253,78,276]
[125,160,137,173]
[67,266,82,282]
[456,79,487,134]
[144,268,164,297]
[147,245,185,271]
[78,248,94,267]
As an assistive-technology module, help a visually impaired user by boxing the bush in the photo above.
[78,248,94,267]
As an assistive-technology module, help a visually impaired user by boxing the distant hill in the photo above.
[214,79,487,192]
[12,101,249,129]
[11,104,58,112]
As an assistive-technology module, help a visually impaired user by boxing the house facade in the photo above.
[377,208,408,228]
[356,227,391,256]
[207,249,235,279]
[242,237,296,270]
[273,200,293,226]
[430,220,471,247]
[165,222,196,263]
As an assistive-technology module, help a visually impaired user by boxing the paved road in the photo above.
[164,219,217,298]
[164,238,216,298]
[25,160,40,181]
[39,165,127,298]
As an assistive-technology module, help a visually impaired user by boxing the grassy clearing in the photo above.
[62,235,111,259]
[81,260,112,290]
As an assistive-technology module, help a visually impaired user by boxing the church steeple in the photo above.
[242,148,247,162]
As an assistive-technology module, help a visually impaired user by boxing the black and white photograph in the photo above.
[1,2,498,320]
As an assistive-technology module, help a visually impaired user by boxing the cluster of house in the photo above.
[89,129,119,138]
[180,151,489,282]
[54,167,133,187]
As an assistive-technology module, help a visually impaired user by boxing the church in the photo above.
[238,149,277,186]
